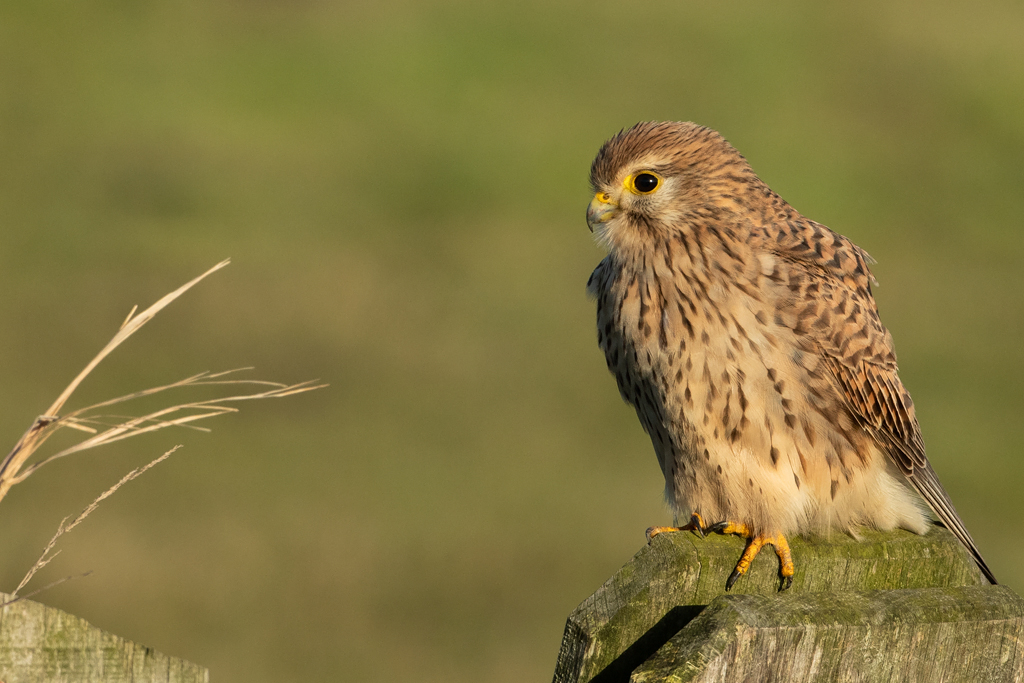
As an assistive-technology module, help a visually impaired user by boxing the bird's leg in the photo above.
[707,522,795,592]
[646,512,707,541]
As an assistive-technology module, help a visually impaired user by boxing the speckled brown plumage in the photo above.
[585,121,995,588]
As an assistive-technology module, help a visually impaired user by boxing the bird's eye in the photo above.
[630,172,661,194]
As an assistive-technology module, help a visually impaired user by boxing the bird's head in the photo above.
[586,121,759,254]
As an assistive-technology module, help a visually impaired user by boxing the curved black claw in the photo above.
[706,521,731,535]
[779,575,793,592]
[688,513,706,539]
[725,568,742,591]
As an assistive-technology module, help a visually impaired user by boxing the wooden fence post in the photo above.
[552,525,1023,683]
[0,592,208,683]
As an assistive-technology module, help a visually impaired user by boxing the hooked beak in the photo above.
[586,192,618,232]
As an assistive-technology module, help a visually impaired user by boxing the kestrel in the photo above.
[585,121,996,590]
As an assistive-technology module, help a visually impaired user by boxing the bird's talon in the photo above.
[705,524,793,591]
[688,512,706,538]
[646,512,708,542]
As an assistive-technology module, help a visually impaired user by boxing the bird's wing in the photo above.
[763,217,997,584]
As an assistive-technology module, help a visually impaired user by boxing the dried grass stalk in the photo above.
[12,446,180,597]
[0,258,323,507]
[12,370,323,484]
[0,259,324,601]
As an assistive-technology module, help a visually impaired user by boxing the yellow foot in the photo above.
[706,521,795,592]
[646,512,708,542]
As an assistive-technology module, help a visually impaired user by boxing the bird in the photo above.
[585,121,996,591]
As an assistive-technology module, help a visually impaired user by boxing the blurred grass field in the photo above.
[1,1,1022,680]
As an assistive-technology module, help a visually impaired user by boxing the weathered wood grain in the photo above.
[552,525,991,683]
[631,586,1024,683]
[0,592,208,683]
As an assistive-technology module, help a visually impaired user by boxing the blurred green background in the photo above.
[1,1,1022,680]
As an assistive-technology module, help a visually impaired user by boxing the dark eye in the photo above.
[633,172,660,194]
